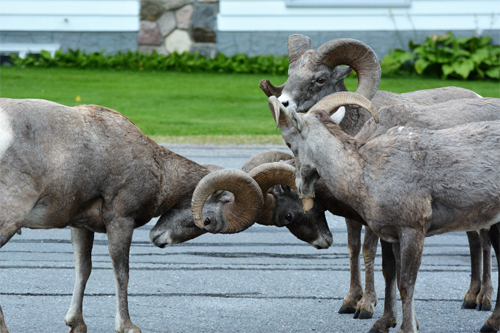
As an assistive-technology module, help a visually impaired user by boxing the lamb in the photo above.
[150,150,332,250]
[260,34,490,318]
[268,92,500,333]
[0,98,265,333]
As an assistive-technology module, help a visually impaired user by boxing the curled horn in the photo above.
[249,162,314,223]
[248,162,297,225]
[259,34,312,98]
[191,169,263,234]
[288,34,313,66]
[241,149,293,173]
[310,92,379,123]
[313,38,381,100]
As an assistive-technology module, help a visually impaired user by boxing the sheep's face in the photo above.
[150,205,206,248]
[150,190,234,247]
[279,53,352,113]
[271,185,332,249]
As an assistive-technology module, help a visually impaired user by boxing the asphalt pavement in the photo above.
[0,144,496,333]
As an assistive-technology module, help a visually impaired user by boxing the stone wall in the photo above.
[139,0,219,57]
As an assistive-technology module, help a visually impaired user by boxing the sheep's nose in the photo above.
[282,101,289,107]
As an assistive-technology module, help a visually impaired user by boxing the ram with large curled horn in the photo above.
[150,150,333,250]
[261,34,491,322]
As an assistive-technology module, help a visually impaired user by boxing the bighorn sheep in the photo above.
[0,98,264,333]
[260,34,490,318]
[150,150,332,250]
[269,92,500,333]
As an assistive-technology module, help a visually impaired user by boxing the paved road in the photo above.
[0,144,496,333]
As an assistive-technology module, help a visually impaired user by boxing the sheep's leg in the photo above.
[396,229,423,333]
[65,227,94,333]
[476,229,493,311]
[481,224,500,332]
[0,207,29,333]
[354,226,379,319]
[369,240,398,333]
[338,219,363,314]
[107,218,141,333]
[462,230,482,309]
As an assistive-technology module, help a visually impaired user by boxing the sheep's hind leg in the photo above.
[354,226,379,319]
[107,217,141,333]
[476,229,493,312]
[462,230,483,309]
[65,227,94,333]
[481,224,500,332]
[369,240,397,333]
[338,219,363,314]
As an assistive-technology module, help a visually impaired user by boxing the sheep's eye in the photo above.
[316,78,325,84]
[204,218,211,226]
[285,213,293,221]
[286,143,291,149]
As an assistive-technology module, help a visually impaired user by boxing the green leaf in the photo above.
[414,58,430,74]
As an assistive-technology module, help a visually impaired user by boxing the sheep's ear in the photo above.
[268,96,288,129]
[333,66,353,80]
[289,108,307,138]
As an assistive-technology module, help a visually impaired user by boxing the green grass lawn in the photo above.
[1,67,498,144]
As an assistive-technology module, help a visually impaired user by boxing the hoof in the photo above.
[357,310,374,319]
[480,325,498,332]
[338,305,356,314]
[477,303,492,312]
[462,300,477,309]
[354,310,360,319]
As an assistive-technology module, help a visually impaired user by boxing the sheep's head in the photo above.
[191,169,264,234]
[268,92,378,212]
[244,152,331,249]
[150,203,207,248]
[260,35,381,115]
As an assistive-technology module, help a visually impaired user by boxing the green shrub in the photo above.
[381,32,500,80]
[8,49,290,75]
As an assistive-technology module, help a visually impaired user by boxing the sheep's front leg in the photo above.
[339,219,363,314]
[396,229,424,333]
[476,229,493,311]
[369,240,397,333]
[355,226,379,319]
[462,230,483,309]
[65,227,94,333]
[107,218,141,333]
[481,224,500,332]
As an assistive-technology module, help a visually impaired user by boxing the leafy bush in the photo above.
[381,32,500,80]
[8,49,289,75]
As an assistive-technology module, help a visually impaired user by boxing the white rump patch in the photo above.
[330,106,346,124]
[0,108,13,159]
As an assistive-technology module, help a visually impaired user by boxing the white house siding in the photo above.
[216,0,500,57]
[0,0,140,54]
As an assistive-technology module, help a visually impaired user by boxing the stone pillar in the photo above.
[138,0,219,58]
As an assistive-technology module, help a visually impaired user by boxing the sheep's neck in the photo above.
[312,124,366,215]
[156,147,210,216]
[339,105,372,136]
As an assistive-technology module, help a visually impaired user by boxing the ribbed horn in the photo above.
[288,34,313,65]
[310,92,379,123]
[313,38,381,100]
[242,149,294,173]
[248,162,297,225]
[191,169,263,234]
